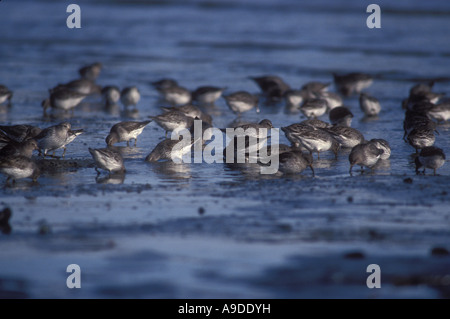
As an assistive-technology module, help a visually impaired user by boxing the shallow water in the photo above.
[0,0,450,299]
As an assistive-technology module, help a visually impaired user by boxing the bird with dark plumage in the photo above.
[333,72,373,96]
[50,78,101,96]
[105,120,151,147]
[0,85,13,105]
[325,126,364,149]
[34,122,73,158]
[359,93,381,117]
[101,86,121,106]
[349,142,384,175]
[42,88,87,114]
[89,147,125,175]
[191,86,227,106]
[79,62,102,81]
[145,136,196,163]
[0,139,39,158]
[223,91,260,114]
[157,85,191,106]
[300,98,327,119]
[250,75,290,100]
[277,149,315,176]
[0,155,40,185]
[329,106,354,127]
[415,146,446,176]
[149,111,194,137]
[120,86,141,109]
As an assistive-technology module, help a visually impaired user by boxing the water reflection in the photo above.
[95,172,125,185]
[148,161,192,180]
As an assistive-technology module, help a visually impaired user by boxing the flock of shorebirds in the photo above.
[0,62,448,185]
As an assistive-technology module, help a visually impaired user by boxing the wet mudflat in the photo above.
[0,0,449,299]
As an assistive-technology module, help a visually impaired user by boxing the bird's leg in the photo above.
[62,148,67,158]
[127,140,130,147]
[349,165,354,176]
[310,165,315,177]
[134,138,137,147]
[95,167,101,176]
[317,151,320,160]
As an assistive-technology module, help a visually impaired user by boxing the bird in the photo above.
[369,139,391,160]
[89,147,125,175]
[427,101,450,123]
[249,75,290,100]
[151,78,179,91]
[359,93,381,117]
[300,119,332,130]
[277,149,315,176]
[332,72,373,96]
[60,129,84,157]
[0,124,42,143]
[120,86,141,109]
[0,139,39,158]
[157,85,191,106]
[191,86,226,106]
[160,104,212,125]
[407,127,436,153]
[349,142,384,175]
[282,125,340,159]
[0,85,13,105]
[223,91,259,114]
[329,106,354,127]
[300,98,327,118]
[224,119,274,139]
[314,91,343,111]
[50,78,101,96]
[325,126,364,149]
[284,89,304,110]
[78,62,102,81]
[42,88,87,114]
[105,120,152,147]
[299,81,330,96]
[145,137,195,163]
[0,155,40,185]
[149,111,194,137]
[34,122,73,158]
[415,146,446,175]
[101,86,121,106]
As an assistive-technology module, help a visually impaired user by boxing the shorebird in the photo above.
[151,78,179,91]
[89,147,125,175]
[149,111,194,137]
[223,91,259,114]
[249,75,290,100]
[50,78,101,95]
[415,146,446,175]
[191,86,226,105]
[120,86,141,109]
[0,124,42,143]
[333,72,373,96]
[101,86,121,106]
[329,106,354,127]
[145,137,196,163]
[325,126,364,149]
[277,149,315,176]
[34,122,73,158]
[105,120,151,147]
[160,104,212,125]
[0,85,13,105]
[359,93,381,117]
[42,88,87,114]
[0,155,40,184]
[407,127,436,153]
[157,85,191,106]
[349,142,383,175]
[369,139,391,160]
[78,62,102,81]
[0,139,39,158]
[300,98,327,118]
